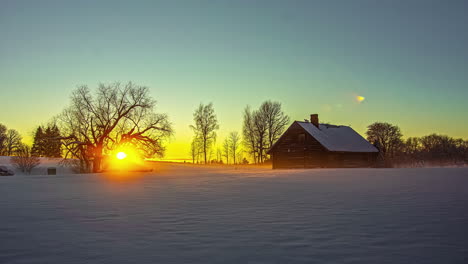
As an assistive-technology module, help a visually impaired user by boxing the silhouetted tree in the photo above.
[31,125,61,158]
[229,131,241,164]
[31,126,45,157]
[253,109,268,163]
[366,122,403,166]
[190,139,197,164]
[0,123,7,155]
[223,137,230,164]
[3,129,22,156]
[399,137,422,166]
[242,101,289,164]
[419,134,465,165]
[216,146,222,163]
[190,103,219,164]
[45,125,62,158]
[242,106,257,163]
[58,82,173,173]
[366,125,467,167]
[260,100,290,151]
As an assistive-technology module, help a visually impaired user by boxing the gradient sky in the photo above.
[1,0,467,159]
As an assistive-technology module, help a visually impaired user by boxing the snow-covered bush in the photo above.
[10,145,40,174]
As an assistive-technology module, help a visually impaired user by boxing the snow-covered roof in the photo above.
[296,122,378,152]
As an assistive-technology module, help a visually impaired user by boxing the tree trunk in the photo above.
[92,144,103,173]
[203,141,207,164]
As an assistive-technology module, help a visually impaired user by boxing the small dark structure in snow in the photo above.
[268,114,379,169]
[47,167,57,175]
[0,166,14,176]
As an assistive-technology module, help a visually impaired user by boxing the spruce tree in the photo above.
[31,126,45,157]
[49,125,62,158]
[31,125,62,158]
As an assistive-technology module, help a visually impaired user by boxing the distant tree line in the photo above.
[4,80,467,172]
[0,123,42,174]
[189,100,290,165]
[366,122,468,167]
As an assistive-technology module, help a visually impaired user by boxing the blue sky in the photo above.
[1,0,467,158]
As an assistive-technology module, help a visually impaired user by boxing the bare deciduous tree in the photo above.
[223,137,230,164]
[366,122,403,165]
[4,129,22,156]
[10,145,40,174]
[260,100,290,150]
[190,103,219,164]
[216,146,222,163]
[242,101,289,164]
[58,82,173,173]
[0,124,7,155]
[242,107,257,163]
[253,110,268,163]
[229,131,241,164]
[190,139,197,164]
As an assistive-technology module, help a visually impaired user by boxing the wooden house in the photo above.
[268,114,379,169]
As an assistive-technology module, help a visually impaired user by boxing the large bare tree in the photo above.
[242,101,289,164]
[58,82,173,173]
[366,122,403,162]
[190,103,219,164]
[260,100,290,149]
[3,129,22,156]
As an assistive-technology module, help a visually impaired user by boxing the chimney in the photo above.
[310,114,319,128]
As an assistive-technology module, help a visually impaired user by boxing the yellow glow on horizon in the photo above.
[116,152,127,160]
[356,95,365,103]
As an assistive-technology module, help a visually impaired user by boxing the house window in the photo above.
[298,133,305,143]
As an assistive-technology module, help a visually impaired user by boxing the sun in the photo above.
[356,95,365,103]
[116,152,127,160]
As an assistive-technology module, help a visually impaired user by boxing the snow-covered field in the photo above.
[1,164,467,264]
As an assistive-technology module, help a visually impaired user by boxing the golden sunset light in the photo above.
[1,1,467,263]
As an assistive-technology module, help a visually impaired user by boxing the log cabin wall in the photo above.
[272,122,327,169]
[327,152,377,168]
[271,122,378,169]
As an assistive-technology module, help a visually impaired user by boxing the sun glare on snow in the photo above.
[116,152,127,160]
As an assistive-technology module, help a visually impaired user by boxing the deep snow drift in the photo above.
[1,165,467,264]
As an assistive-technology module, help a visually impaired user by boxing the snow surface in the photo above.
[1,164,467,264]
[297,122,379,153]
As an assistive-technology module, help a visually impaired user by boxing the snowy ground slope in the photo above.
[1,165,467,264]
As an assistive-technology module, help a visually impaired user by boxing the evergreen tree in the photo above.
[31,125,62,158]
[31,126,45,157]
[48,125,62,158]
[44,126,53,157]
